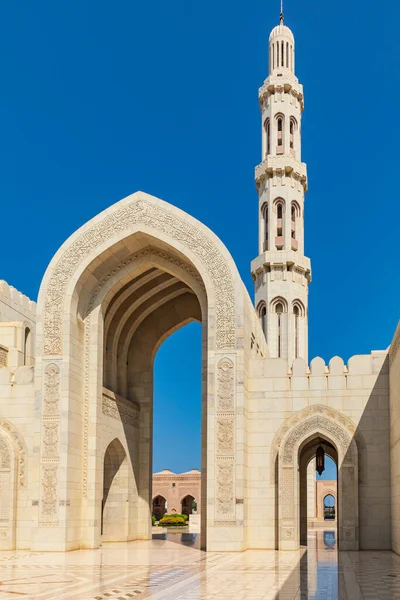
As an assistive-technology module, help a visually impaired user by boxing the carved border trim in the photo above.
[215,357,236,521]
[43,198,236,356]
[39,363,60,526]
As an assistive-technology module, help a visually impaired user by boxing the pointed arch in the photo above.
[275,405,359,551]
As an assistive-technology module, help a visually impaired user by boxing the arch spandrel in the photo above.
[38,192,241,356]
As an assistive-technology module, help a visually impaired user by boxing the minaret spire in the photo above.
[251,18,311,365]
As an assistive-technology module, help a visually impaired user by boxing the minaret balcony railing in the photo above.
[255,155,307,188]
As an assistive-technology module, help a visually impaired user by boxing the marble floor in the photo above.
[0,530,399,599]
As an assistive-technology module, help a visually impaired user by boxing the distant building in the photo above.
[152,469,201,519]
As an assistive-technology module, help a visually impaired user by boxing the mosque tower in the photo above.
[251,10,311,364]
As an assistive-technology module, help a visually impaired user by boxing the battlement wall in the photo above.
[249,350,389,392]
[0,280,36,325]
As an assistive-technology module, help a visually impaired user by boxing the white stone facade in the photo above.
[0,15,398,554]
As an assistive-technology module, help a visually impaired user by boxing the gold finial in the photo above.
[280,0,284,24]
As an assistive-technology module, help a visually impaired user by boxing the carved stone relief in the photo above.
[0,420,27,488]
[41,464,58,517]
[0,435,10,469]
[282,414,352,464]
[216,418,234,455]
[215,461,235,518]
[0,346,8,367]
[102,394,139,428]
[216,358,234,411]
[215,357,236,522]
[43,198,236,356]
[40,363,60,524]
[43,364,60,417]
[42,422,59,458]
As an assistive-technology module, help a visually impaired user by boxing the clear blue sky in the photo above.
[0,1,397,473]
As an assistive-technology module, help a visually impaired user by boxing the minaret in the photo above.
[251,11,311,365]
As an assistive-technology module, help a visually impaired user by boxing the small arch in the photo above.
[264,119,271,156]
[261,202,269,250]
[277,410,359,551]
[291,200,301,218]
[152,495,166,521]
[257,301,267,337]
[271,297,287,358]
[275,114,284,152]
[181,494,195,516]
[270,297,287,313]
[102,438,128,539]
[289,117,297,152]
[23,327,31,366]
[323,493,336,521]
[292,299,305,317]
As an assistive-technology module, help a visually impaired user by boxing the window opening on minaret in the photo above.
[291,205,296,238]
[276,302,283,358]
[294,305,299,359]
[259,305,267,337]
[263,204,269,250]
[277,117,283,151]
[265,119,271,156]
[281,41,284,67]
[290,120,294,149]
[276,42,279,69]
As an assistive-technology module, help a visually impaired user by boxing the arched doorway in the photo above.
[181,495,195,516]
[35,192,248,551]
[102,438,131,541]
[299,437,338,545]
[323,494,336,521]
[277,406,359,551]
[152,495,166,521]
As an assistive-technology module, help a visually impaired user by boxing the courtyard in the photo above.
[0,530,399,600]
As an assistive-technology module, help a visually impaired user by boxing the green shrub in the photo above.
[163,513,188,522]
[159,515,187,527]
[152,515,156,526]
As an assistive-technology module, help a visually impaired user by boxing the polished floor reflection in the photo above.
[0,529,398,599]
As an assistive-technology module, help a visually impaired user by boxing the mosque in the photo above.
[0,13,399,554]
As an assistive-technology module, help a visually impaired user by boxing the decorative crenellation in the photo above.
[39,363,60,526]
[102,392,139,428]
[257,352,388,387]
[42,197,237,356]
[0,280,36,322]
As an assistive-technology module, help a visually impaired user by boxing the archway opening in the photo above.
[152,322,202,534]
[102,438,129,541]
[152,495,166,521]
[323,494,336,521]
[87,232,208,548]
[299,436,338,547]
[181,495,195,516]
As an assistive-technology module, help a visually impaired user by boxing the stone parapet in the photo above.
[0,281,36,324]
